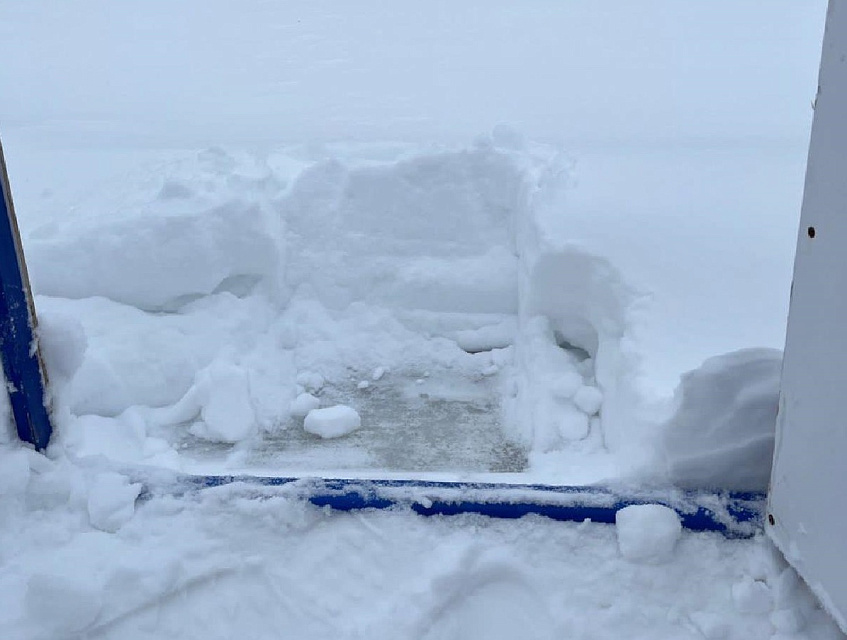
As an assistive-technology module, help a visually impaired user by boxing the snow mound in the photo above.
[615,504,681,565]
[87,472,142,533]
[304,405,362,439]
[26,149,283,311]
[661,348,782,491]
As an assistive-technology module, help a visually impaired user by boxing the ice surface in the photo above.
[615,504,682,565]
[304,405,362,439]
[661,348,782,490]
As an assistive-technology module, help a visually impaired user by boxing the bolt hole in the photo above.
[768,513,775,526]
[807,226,816,239]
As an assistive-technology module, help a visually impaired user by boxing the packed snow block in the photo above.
[616,504,681,565]
[192,362,256,443]
[661,348,782,491]
[87,472,142,533]
[26,150,282,310]
[304,405,362,439]
[281,148,524,314]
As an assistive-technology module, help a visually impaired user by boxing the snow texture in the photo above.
[304,405,362,439]
[615,504,682,565]
[87,472,142,533]
[661,348,782,491]
[0,1,840,638]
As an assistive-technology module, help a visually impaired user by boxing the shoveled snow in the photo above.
[661,348,782,491]
[304,405,362,439]
[0,1,841,639]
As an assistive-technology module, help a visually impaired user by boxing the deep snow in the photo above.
[0,0,842,638]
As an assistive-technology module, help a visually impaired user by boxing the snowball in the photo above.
[549,369,584,400]
[304,405,362,439]
[732,578,774,615]
[26,573,102,634]
[371,366,387,381]
[36,311,88,381]
[572,385,603,416]
[558,402,590,440]
[87,472,142,533]
[662,348,781,491]
[193,362,256,443]
[290,392,321,418]
[616,504,681,565]
[296,371,325,393]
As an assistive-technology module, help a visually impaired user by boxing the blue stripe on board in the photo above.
[141,474,765,537]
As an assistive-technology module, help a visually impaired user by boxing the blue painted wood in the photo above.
[141,473,765,537]
[0,138,53,450]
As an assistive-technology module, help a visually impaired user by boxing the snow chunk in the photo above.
[732,578,774,615]
[304,405,362,439]
[296,371,325,393]
[290,392,321,418]
[26,573,102,635]
[615,504,681,565]
[572,385,603,416]
[662,348,781,491]
[371,366,387,381]
[192,362,256,443]
[87,472,142,533]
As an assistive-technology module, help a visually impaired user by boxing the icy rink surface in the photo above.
[1,1,845,638]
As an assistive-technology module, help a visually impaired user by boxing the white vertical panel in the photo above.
[769,0,847,631]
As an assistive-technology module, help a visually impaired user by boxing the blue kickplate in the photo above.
[0,139,53,451]
[136,472,766,538]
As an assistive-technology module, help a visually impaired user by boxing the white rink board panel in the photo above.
[769,0,847,631]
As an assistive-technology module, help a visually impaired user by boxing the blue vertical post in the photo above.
[0,136,53,450]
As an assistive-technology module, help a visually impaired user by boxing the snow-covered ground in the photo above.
[1,1,844,638]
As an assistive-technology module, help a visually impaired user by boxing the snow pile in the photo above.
[661,348,782,491]
[0,437,841,640]
[615,504,681,565]
[26,148,285,311]
[304,405,362,439]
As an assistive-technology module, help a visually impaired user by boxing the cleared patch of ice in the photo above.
[303,405,362,439]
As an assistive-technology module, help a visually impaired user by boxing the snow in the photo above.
[0,0,843,638]
[86,472,142,533]
[661,349,782,491]
[290,392,321,418]
[615,504,682,565]
[304,405,362,439]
